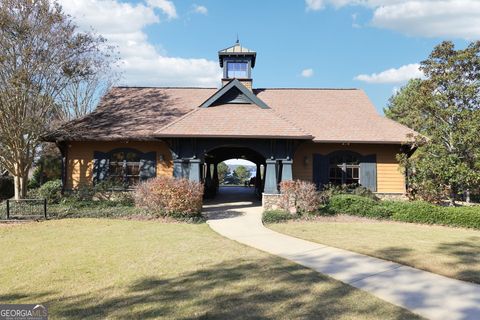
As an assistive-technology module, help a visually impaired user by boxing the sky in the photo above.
[58,0,478,114]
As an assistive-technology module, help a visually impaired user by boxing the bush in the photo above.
[327,194,392,218]
[279,180,320,214]
[327,194,480,229]
[37,179,63,204]
[0,176,14,200]
[262,210,296,223]
[134,176,203,218]
[319,183,378,204]
[328,194,392,219]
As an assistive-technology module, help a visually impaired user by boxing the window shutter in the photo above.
[360,154,377,192]
[139,152,157,181]
[93,151,110,184]
[313,154,329,189]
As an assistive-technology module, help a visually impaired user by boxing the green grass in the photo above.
[269,219,480,284]
[0,219,421,319]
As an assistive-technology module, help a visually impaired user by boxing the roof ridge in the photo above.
[254,88,359,91]
[114,86,217,89]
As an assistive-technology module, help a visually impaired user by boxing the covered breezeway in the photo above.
[165,138,305,201]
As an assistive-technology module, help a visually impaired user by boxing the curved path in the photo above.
[205,187,480,320]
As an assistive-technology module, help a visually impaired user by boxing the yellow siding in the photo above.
[66,141,173,189]
[293,142,405,194]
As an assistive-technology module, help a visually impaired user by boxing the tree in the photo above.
[234,165,251,183]
[217,162,229,184]
[385,41,480,204]
[0,0,116,199]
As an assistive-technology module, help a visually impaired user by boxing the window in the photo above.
[328,153,360,186]
[227,62,248,78]
[109,150,142,187]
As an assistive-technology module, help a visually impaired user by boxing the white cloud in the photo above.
[58,0,221,87]
[193,4,208,15]
[354,63,424,84]
[301,68,314,78]
[305,0,480,39]
[146,0,177,19]
[305,0,324,11]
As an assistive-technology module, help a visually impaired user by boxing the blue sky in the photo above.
[60,0,477,113]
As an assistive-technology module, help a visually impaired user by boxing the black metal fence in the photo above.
[5,199,47,220]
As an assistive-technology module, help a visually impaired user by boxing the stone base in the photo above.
[375,193,408,201]
[262,193,282,211]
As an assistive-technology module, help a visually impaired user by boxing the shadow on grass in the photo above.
[372,237,480,284]
[18,259,419,320]
[435,236,480,283]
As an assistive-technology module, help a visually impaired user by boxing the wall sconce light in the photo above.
[303,156,309,166]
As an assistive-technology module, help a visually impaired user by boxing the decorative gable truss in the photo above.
[199,79,269,109]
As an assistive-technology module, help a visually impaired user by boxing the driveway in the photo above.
[204,187,480,320]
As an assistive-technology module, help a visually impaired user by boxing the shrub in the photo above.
[262,210,296,223]
[279,180,320,214]
[328,194,392,219]
[352,186,379,200]
[134,176,203,218]
[319,183,378,204]
[0,176,14,200]
[37,179,63,204]
[328,194,480,229]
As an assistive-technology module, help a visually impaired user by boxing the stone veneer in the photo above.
[375,193,408,201]
[262,193,282,211]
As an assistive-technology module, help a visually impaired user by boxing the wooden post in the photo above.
[43,199,47,219]
[264,159,278,194]
[6,199,10,220]
[281,159,293,181]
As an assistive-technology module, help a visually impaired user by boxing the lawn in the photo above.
[269,217,480,284]
[0,219,421,319]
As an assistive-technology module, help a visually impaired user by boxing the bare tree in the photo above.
[0,0,116,199]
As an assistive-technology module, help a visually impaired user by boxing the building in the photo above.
[45,41,417,200]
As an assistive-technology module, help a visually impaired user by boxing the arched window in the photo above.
[109,149,142,186]
[328,152,360,185]
[93,148,156,188]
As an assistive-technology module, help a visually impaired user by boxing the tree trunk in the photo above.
[13,174,28,200]
[465,190,471,204]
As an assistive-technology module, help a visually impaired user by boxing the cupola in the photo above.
[218,40,256,90]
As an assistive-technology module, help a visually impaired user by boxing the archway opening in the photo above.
[203,146,266,201]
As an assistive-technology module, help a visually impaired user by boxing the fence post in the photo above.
[43,199,47,219]
[6,199,9,220]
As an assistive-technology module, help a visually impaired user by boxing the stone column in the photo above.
[281,159,293,182]
[188,159,201,182]
[264,159,278,194]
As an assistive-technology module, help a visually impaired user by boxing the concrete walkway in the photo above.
[204,187,480,320]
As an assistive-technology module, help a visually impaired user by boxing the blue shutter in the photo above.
[93,151,110,184]
[139,152,156,181]
[360,154,377,192]
[313,154,329,189]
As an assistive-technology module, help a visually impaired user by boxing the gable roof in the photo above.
[45,86,417,144]
[199,79,269,109]
[156,103,311,139]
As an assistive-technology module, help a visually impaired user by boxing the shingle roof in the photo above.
[45,86,417,144]
[156,104,311,139]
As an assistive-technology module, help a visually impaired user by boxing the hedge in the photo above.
[328,194,480,229]
[263,210,296,223]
